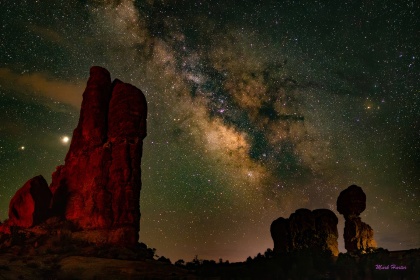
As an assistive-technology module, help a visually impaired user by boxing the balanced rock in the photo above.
[49,66,147,246]
[8,175,52,228]
[337,185,366,217]
[337,185,377,253]
[270,208,338,256]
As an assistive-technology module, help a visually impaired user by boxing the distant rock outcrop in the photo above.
[0,67,147,247]
[270,208,339,256]
[337,185,377,253]
[8,175,52,228]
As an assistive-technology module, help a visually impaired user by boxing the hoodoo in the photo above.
[337,185,377,253]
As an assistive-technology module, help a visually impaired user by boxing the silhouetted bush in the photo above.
[157,256,171,264]
[174,259,185,267]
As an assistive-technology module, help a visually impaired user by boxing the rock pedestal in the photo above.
[337,185,377,253]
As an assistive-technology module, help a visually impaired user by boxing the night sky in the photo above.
[0,0,419,262]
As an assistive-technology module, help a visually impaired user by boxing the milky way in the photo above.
[0,0,418,262]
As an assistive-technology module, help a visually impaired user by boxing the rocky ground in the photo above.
[0,217,196,280]
[0,254,197,280]
[0,223,418,280]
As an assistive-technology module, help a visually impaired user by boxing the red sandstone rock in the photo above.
[8,175,52,228]
[66,66,112,159]
[49,66,147,246]
[337,185,366,217]
[270,208,338,256]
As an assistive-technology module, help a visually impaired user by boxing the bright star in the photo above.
[61,136,70,144]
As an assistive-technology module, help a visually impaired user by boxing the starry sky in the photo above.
[0,0,418,262]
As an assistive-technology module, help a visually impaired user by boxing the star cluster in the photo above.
[0,0,418,262]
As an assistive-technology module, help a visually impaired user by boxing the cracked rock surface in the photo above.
[49,66,147,246]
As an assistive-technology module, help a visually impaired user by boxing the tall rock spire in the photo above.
[49,66,147,246]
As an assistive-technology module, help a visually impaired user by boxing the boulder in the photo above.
[337,185,366,217]
[8,175,52,228]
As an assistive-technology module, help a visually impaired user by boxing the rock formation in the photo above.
[8,175,52,228]
[337,184,366,217]
[270,208,339,256]
[49,66,147,246]
[0,66,147,247]
[337,185,377,253]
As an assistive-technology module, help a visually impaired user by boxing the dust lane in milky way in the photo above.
[0,0,418,262]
